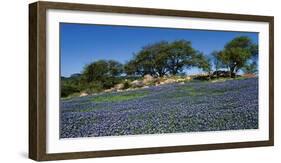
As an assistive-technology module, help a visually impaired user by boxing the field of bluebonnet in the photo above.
[60,78,258,138]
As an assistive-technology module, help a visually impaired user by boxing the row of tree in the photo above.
[61,36,258,97]
[84,36,258,80]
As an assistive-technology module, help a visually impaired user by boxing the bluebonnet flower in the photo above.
[60,78,258,138]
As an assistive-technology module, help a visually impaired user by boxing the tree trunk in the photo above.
[232,73,236,78]
[230,66,235,78]
[171,69,177,75]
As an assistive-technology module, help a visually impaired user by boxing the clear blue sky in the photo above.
[60,23,258,77]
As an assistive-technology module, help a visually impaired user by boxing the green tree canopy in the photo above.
[82,60,109,83]
[124,59,139,76]
[107,60,123,76]
[217,36,258,77]
[82,60,123,90]
[166,40,197,75]
[195,53,212,75]
[130,41,170,77]
[242,61,258,74]
[211,51,225,71]
[124,40,198,77]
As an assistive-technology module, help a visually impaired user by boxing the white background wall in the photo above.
[0,0,279,162]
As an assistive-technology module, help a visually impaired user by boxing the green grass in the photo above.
[178,85,225,97]
[68,106,103,112]
[178,79,251,97]
[92,91,149,103]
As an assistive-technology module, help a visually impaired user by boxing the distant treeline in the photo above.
[61,36,258,97]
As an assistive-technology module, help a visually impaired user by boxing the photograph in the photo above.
[59,23,259,138]
[28,1,274,160]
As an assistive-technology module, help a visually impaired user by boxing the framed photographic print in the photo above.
[29,1,274,161]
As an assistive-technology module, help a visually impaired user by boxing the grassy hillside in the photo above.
[60,78,258,138]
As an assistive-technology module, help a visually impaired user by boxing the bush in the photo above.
[123,81,131,90]
[193,75,211,81]
[102,77,121,89]
[85,82,103,94]
[61,84,80,97]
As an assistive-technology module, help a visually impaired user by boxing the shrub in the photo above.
[102,77,122,89]
[61,84,80,97]
[85,82,103,94]
[123,81,131,90]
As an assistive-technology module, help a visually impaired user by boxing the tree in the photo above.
[245,43,258,74]
[217,36,258,78]
[150,41,170,77]
[166,40,197,75]
[107,60,123,76]
[132,49,156,76]
[195,53,212,79]
[61,74,83,97]
[211,51,224,78]
[126,41,170,77]
[124,59,139,76]
[82,60,123,90]
[125,40,198,77]
[82,60,109,83]
[242,61,258,74]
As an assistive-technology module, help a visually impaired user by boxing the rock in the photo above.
[185,76,191,80]
[104,88,116,93]
[143,74,155,84]
[144,74,153,80]
[114,83,124,90]
[159,82,165,85]
[176,78,185,82]
[142,86,149,89]
[163,78,176,84]
[242,73,256,78]
[79,92,88,97]
[126,88,137,91]
[131,80,144,87]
